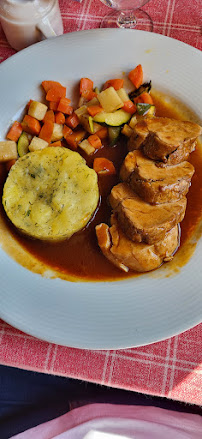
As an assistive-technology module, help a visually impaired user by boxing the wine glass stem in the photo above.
[117,10,137,28]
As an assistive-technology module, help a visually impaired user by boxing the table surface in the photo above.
[0,0,201,406]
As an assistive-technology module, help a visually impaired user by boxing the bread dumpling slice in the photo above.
[2,147,99,241]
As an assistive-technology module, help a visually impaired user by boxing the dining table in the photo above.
[0,0,201,407]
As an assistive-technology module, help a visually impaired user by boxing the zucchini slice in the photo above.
[93,109,131,126]
[17,132,30,157]
[108,126,121,146]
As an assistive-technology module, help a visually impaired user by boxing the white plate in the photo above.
[0,29,202,349]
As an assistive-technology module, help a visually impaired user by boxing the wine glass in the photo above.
[99,0,153,31]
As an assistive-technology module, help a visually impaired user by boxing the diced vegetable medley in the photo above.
[1,64,155,175]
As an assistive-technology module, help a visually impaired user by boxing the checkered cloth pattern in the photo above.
[0,0,201,406]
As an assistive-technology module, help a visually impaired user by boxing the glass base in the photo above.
[100,9,153,32]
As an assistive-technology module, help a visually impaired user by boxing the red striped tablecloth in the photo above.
[0,0,201,406]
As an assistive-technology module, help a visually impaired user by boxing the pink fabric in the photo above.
[10,403,202,438]
[0,0,202,406]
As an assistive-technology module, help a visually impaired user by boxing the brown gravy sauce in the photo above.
[0,92,202,282]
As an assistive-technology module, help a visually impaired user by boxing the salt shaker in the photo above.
[0,0,63,51]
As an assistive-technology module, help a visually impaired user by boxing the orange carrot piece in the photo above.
[96,127,108,140]
[39,120,54,143]
[49,140,62,147]
[43,110,55,123]
[87,105,103,117]
[81,89,97,101]
[65,113,79,129]
[93,158,116,175]
[122,100,136,114]
[138,92,153,105]
[88,134,102,149]
[63,125,73,139]
[49,101,59,111]
[128,64,143,89]
[6,121,22,142]
[65,130,86,150]
[57,97,71,113]
[42,80,63,93]
[62,105,73,115]
[22,115,41,136]
[133,96,142,104]
[55,112,65,125]
[5,159,17,172]
[103,79,124,91]
[46,86,66,102]
[80,78,94,94]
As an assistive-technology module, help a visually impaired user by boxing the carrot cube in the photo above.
[65,130,86,150]
[57,97,71,113]
[122,100,137,114]
[39,120,54,143]
[21,115,41,136]
[128,64,143,89]
[63,125,73,139]
[80,78,94,94]
[93,158,116,175]
[49,101,59,111]
[138,92,153,105]
[88,134,102,149]
[81,89,97,101]
[55,112,65,125]
[46,86,66,102]
[6,121,22,142]
[103,79,124,91]
[87,106,103,117]
[65,113,80,129]
[42,80,64,93]
[96,127,108,140]
[43,110,55,123]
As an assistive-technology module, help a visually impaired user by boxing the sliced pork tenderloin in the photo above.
[120,150,195,204]
[109,182,186,244]
[128,117,201,165]
[96,214,179,272]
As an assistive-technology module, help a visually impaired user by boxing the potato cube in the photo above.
[51,123,64,142]
[116,88,129,103]
[75,105,88,118]
[0,140,17,162]
[122,124,133,137]
[28,101,48,121]
[79,139,95,155]
[29,136,48,152]
[129,115,137,129]
[78,96,87,107]
[97,87,123,113]
[87,97,100,107]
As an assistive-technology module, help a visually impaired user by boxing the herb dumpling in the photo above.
[2,147,99,241]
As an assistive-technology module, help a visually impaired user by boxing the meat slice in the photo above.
[96,215,179,272]
[120,150,195,204]
[128,120,148,151]
[128,117,201,165]
[109,182,186,244]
